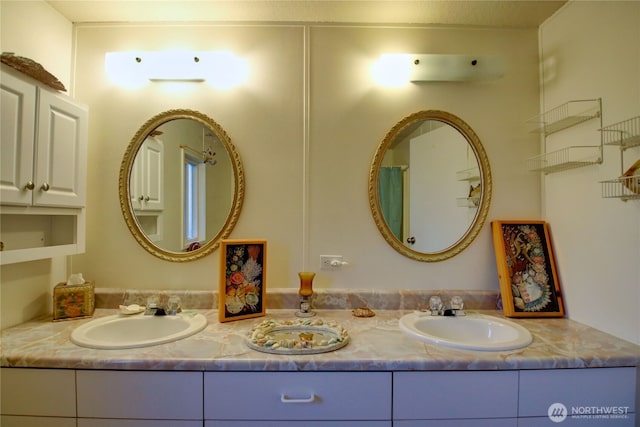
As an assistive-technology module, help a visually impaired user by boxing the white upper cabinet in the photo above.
[1,69,37,205]
[130,136,164,211]
[35,87,88,207]
[1,66,88,208]
[0,65,89,264]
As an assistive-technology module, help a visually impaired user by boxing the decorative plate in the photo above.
[246,318,349,355]
[1,52,66,91]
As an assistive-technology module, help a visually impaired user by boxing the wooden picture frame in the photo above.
[491,220,564,318]
[219,239,266,322]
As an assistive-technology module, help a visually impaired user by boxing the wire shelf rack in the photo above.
[455,167,480,181]
[456,197,480,208]
[526,146,603,174]
[600,116,640,148]
[600,175,640,201]
[527,99,601,136]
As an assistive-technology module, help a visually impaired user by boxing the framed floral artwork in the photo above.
[219,239,266,322]
[491,221,565,318]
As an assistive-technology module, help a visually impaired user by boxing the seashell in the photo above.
[352,307,375,318]
[299,332,314,341]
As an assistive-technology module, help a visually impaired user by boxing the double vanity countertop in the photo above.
[2,289,638,372]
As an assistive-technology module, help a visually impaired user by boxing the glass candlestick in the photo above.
[296,272,316,317]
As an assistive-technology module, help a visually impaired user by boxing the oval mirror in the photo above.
[119,109,244,262]
[368,110,491,262]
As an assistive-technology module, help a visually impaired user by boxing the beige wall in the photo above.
[2,1,638,346]
[540,1,640,343]
[0,1,73,329]
[66,22,541,294]
[68,24,305,292]
[0,1,73,90]
[308,26,541,291]
[1,4,544,327]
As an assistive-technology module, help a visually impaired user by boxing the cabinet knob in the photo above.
[40,182,50,191]
[144,196,150,202]
[138,195,144,201]
[24,181,35,190]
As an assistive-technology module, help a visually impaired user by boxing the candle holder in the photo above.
[295,272,316,317]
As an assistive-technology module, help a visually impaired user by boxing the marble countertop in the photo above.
[2,307,638,371]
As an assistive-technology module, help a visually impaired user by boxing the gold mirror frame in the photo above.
[119,109,244,262]
[368,110,492,262]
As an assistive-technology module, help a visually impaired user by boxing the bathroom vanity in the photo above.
[1,290,638,426]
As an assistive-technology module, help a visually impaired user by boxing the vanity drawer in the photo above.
[77,370,203,420]
[205,422,391,427]
[204,371,391,421]
[78,420,202,427]
[393,370,519,420]
[394,420,516,427]
[0,368,76,417]
[517,415,635,427]
[1,415,76,427]
[519,367,636,418]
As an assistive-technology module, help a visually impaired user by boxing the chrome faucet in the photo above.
[428,295,444,315]
[444,295,466,316]
[144,295,181,316]
[428,295,465,316]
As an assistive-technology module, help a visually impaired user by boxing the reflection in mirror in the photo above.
[369,110,491,262]
[119,110,244,262]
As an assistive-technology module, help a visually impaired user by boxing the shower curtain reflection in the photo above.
[379,166,404,240]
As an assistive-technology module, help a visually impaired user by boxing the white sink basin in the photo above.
[399,312,532,351]
[71,312,207,349]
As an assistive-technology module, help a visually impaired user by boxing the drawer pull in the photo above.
[280,393,315,403]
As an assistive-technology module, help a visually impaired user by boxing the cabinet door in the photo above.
[0,368,76,417]
[35,88,88,207]
[131,137,164,211]
[77,370,202,420]
[140,137,163,210]
[518,415,636,427]
[393,371,519,420]
[78,419,201,427]
[205,422,391,427]
[1,415,76,427]
[130,151,143,210]
[204,371,391,421]
[394,420,516,427]
[0,69,36,205]
[519,367,636,426]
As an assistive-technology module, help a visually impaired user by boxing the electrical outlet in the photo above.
[320,255,344,270]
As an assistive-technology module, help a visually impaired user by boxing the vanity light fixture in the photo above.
[371,54,413,87]
[372,54,505,86]
[105,50,249,89]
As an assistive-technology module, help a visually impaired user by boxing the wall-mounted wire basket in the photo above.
[599,116,640,201]
[527,99,601,136]
[526,146,602,174]
[600,116,640,148]
[600,175,640,201]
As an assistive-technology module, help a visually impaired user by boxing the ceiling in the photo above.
[46,0,567,28]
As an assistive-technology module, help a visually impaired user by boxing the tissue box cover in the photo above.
[53,281,95,321]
